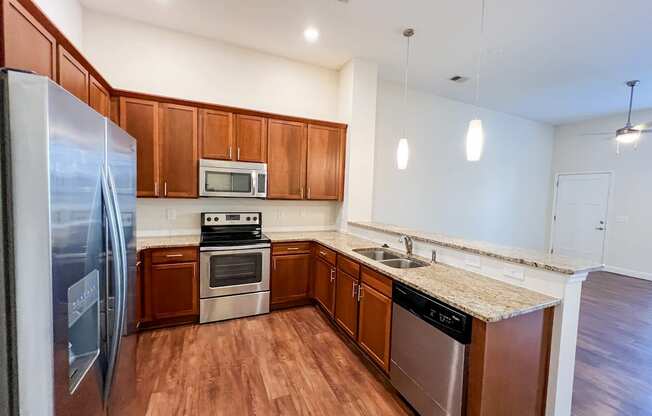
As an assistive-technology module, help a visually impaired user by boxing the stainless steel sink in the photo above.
[353,247,429,269]
[380,258,430,269]
[353,247,402,261]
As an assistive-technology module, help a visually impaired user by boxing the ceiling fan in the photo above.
[582,80,652,154]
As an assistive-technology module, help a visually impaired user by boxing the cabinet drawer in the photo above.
[337,255,360,277]
[361,266,393,298]
[272,242,312,255]
[151,247,198,264]
[315,245,336,265]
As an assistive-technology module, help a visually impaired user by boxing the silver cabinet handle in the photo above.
[307,187,311,199]
[164,181,168,197]
[300,187,304,199]
[319,251,327,256]
[357,285,363,301]
[229,146,232,159]
[352,282,358,298]
[155,181,159,197]
[330,269,335,282]
[165,253,183,258]
[273,257,277,271]
[286,247,299,251]
[237,147,241,160]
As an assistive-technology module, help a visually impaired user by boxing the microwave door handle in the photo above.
[100,167,124,406]
[251,171,257,196]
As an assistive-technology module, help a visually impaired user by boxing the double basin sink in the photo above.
[353,247,429,269]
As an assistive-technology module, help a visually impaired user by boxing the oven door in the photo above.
[200,245,270,298]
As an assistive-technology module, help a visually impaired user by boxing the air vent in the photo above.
[450,75,469,83]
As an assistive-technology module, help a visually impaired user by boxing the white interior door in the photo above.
[551,173,611,262]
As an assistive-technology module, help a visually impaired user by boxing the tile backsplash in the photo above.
[137,198,340,236]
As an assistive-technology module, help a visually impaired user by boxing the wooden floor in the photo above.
[572,271,652,416]
[136,306,413,416]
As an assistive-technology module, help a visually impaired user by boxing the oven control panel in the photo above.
[202,212,262,226]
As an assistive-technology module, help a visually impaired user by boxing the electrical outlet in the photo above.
[166,208,176,221]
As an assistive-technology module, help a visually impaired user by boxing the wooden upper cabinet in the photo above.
[335,270,359,339]
[3,0,56,79]
[234,114,267,162]
[120,97,160,197]
[89,75,110,117]
[306,125,345,201]
[313,257,335,317]
[57,45,89,103]
[200,109,233,160]
[160,103,198,198]
[357,283,392,372]
[267,119,307,199]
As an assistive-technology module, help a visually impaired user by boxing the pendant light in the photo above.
[466,0,486,162]
[396,28,414,170]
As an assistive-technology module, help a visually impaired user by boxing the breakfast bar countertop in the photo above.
[266,231,560,323]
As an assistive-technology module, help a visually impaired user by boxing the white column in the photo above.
[336,58,379,230]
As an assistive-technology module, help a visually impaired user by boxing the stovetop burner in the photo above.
[200,211,269,247]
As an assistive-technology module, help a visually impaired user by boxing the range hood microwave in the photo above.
[199,159,267,198]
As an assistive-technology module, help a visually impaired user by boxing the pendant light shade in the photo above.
[397,138,409,169]
[616,130,641,144]
[466,119,484,161]
[395,28,414,170]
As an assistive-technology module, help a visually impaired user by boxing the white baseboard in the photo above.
[603,265,652,281]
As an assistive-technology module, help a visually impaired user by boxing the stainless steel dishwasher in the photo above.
[390,282,472,416]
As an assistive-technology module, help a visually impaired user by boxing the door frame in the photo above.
[548,171,613,263]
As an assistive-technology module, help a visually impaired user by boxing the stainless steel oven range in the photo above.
[199,212,270,323]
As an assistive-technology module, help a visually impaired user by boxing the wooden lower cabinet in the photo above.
[334,270,359,338]
[271,253,312,309]
[140,247,199,329]
[313,257,336,316]
[357,282,392,372]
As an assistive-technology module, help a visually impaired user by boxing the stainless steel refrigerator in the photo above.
[0,70,143,415]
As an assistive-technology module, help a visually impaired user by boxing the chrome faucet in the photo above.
[399,235,413,256]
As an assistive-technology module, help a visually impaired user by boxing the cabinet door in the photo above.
[306,125,345,200]
[57,45,89,103]
[120,97,160,197]
[89,75,110,117]
[267,119,307,199]
[160,103,198,198]
[358,283,392,372]
[235,114,267,162]
[3,0,56,79]
[313,257,335,317]
[150,262,198,321]
[334,270,359,339]
[200,109,233,160]
[271,253,311,307]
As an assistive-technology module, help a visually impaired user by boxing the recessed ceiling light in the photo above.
[303,27,320,43]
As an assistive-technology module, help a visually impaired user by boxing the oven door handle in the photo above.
[200,243,271,252]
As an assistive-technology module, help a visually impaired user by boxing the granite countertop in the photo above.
[266,231,560,322]
[349,221,603,275]
[137,234,200,251]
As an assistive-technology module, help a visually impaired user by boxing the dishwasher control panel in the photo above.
[393,282,471,344]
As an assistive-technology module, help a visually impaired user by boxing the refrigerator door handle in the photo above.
[100,167,125,406]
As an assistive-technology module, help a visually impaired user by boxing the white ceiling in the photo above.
[79,0,652,125]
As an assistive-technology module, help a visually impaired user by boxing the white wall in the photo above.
[552,109,652,278]
[33,0,83,48]
[372,81,555,250]
[81,9,339,122]
[337,59,378,229]
[80,9,344,233]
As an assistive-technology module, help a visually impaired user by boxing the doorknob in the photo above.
[595,227,605,231]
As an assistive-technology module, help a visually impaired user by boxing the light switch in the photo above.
[166,208,176,221]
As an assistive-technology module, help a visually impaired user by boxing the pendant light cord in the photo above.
[626,83,635,126]
[403,32,411,138]
[475,0,486,107]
